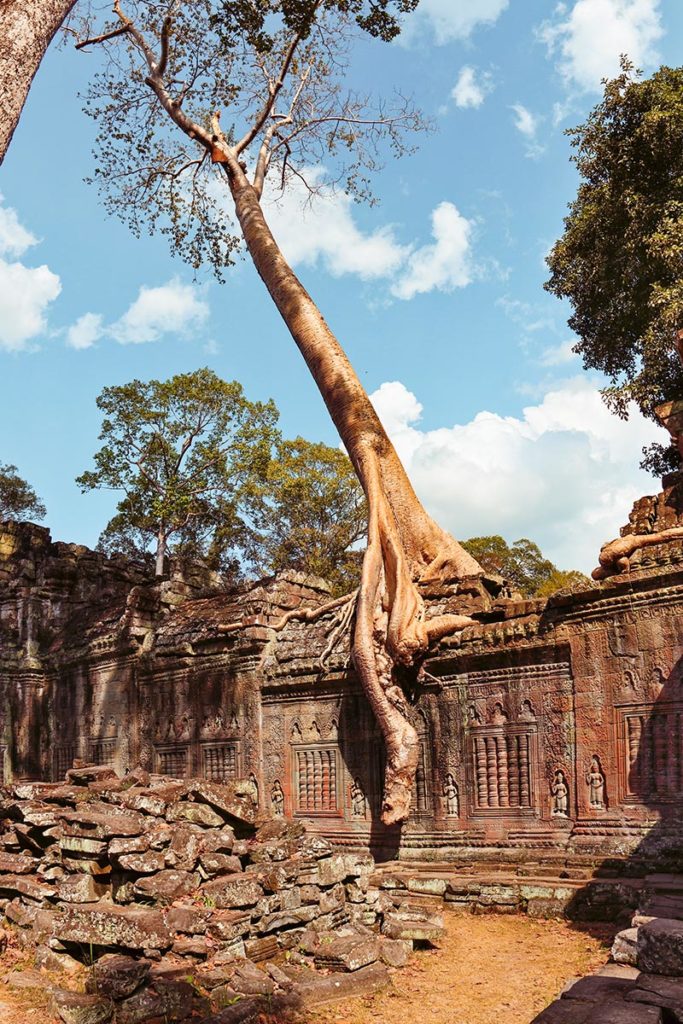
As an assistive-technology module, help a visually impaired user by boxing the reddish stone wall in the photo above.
[2,481,683,868]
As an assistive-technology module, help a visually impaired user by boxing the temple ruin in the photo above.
[2,471,683,872]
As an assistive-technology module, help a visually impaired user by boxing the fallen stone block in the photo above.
[612,927,639,966]
[133,869,200,903]
[59,807,145,839]
[185,780,257,826]
[167,802,226,828]
[51,988,114,1024]
[114,976,195,1024]
[313,932,380,972]
[378,937,412,967]
[116,850,166,874]
[166,904,213,935]
[638,918,683,975]
[85,954,151,1001]
[201,873,263,909]
[0,852,38,874]
[53,903,172,952]
[381,906,444,944]
[291,961,390,1006]
[626,974,683,1022]
[56,874,109,904]
[561,974,635,1002]
[66,766,118,787]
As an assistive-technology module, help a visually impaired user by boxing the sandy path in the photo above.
[306,913,615,1024]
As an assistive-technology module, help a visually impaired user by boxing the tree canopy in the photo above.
[545,61,683,472]
[461,535,590,599]
[255,438,366,593]
[77,368,278,576]
[0,463,46,523]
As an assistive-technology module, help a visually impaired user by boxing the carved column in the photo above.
[496,735,509,807]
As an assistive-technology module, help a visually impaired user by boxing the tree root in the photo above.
[217,590,354,634]
[592,527,683,579]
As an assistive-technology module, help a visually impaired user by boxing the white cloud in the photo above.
[109,279,209,345]
[402,0,509,45]
[0,197,61,352]
[0,259,62,352]
[66,312,105,351]
[538,0,663,93]
[370,376,662,573]
[66,279,209,350]
[539,340,579,366]
[452,67,494,109]
[0,197,37,258]
[265,170,408,280]
[266,171,477,301]
[391,202,476,300]
[511,103,545,158]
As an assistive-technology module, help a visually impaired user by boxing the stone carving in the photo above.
[443,773,459,817]
[586,755,606,809]
[351,778,366,818]
[473,731,532,810]
[551,769,569,816]
[271,779,285,816]
[519,700,536,721]
[295,747,338,813]
[491,702,508,725]
[246,772,259,806]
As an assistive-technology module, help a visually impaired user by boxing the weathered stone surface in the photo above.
[116,851,166,874]
[381,906,444,944]
[59,807,145,839]
[612,927,639,966]
[51,989,114,1024]
[114,976,195,1024]
[200,852,243,877]
[206,910,252,942]
[378,937,412,968]
[133,869,200,903]
[313,931,380,972]
[201,873,263,909]
[66,766,118,787]
[290,961,390,1005]
[53,903,172,951]
[167,802,225,828]
[626,974,683,1022]
[0,852,38,874]
[56,874,109,904]
[85,954,151,1001]
[638,918,683,975]
[186,780,257,826]
[562,975,635,1002]
[166,905,213,935]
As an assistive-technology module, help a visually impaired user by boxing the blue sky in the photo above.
[1,0,681,572]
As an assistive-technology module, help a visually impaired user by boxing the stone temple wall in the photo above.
[2,475,683,866]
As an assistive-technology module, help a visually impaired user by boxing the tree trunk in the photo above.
[0,0,77,165]
[229,172,482,824]
[155,529,167,577]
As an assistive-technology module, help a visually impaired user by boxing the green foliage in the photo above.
[78,369,368,584]
[0,463,46,523]
[545,60,683,428]
[461,535,590,598]
[77,368,278,575]
[254,437,366,594]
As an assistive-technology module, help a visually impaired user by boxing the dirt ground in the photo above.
[305,913,615,1024]
[0,912,615,1024]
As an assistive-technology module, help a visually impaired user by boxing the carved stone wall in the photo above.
[2,478,683,865]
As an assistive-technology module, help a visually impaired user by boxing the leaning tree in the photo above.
[75,0,484,824]
[0,0,78,164]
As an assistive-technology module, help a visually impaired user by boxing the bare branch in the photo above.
[75,24,129,50]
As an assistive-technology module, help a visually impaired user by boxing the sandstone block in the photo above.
[313,932,380,972]
[638,918,683,975]
[201,873,263,909]
[53,903,172,951]
[51,989,114,1024]
[117,851,166,874]
[133,869,200,903]
[612,927,639,966]
[167,802,225,828]
[85,954,151,1001]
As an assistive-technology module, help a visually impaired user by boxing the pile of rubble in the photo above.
[533,874,683,1022]
[0,765,444,1023]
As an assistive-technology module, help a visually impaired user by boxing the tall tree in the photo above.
[0,0,78,165]
[256,438,366,595]
[0,463,47,523]
[75,0,483,823]
[461,535,590,598]
[77,368,278,577]
[545,61,683,471]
